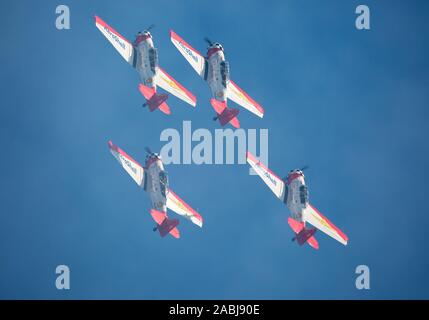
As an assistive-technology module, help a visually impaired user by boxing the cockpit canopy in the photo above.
[137,30,151,37]
[145,153,160,161]
[289,169,304,177]
[210,42,223,51]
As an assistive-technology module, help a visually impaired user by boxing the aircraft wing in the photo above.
[95,16,136,67]
[227,80,264,118]
[246,151,286,200]
[304,204,348,245]
[170,30,206,77]
[156,68,197,107]
[108,140,147,189]
[166,189,203,227]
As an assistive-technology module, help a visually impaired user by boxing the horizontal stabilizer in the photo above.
[169,227,180,239]
[210,99,240,128]
[307,236,319,250]
[288,217,319,250]
[150,209,180,238]
[288,217,304,234]
[296,228,316,246]
[139,84,170,114]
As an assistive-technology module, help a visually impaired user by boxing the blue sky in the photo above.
[1,0,429,299]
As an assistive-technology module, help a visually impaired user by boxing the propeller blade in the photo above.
[301,165,310,171]
[146,24,155,32]
[204,37,213,46]
[145,147,153,155]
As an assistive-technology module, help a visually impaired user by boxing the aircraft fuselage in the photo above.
[134,35,158,89]
[285,171,309,223]
[205,47,229,102]
[145,155,168,213]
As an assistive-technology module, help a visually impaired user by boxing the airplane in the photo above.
[170,30,264,128]
[246,151,348,249]
[108,140,203,238]
[95,16,197,115]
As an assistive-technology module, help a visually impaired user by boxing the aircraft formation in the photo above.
[95,16,348,249]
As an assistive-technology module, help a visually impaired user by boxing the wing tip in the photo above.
[192,214,203,228]
[157,67,197,106]
[94,15,104,25]
[189,94,197,106]
[229,80,265,117]
[246,150,256,162]
[308,204,349,245]
[169,29,177,39]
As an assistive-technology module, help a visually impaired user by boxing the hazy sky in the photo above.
[1,0,428,299]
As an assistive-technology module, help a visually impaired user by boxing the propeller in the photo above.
[204,37,213,46]
[282,165,309,181]
[300,165,310,171]
[138,24,155,35]
[145,147,153,155]
[146,24,155,32]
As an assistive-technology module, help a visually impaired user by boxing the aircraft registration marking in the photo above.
[103,26,126,50]
[177,41,198,63]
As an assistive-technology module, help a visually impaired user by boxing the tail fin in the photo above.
[210,99,240,128]
[288,217,319,250]
[150,209,180,238]
[296,228,316,246]
[139,84,170,114]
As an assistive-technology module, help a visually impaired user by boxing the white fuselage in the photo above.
[206,48,228,102]
[285,172,309,223]
[145,156,168,213]
[134,35,158,88]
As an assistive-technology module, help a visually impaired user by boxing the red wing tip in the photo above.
[246,151,256,161]
[337,231,349,243]
[108,140,114,148]
[94,15,102,23]
[195,213,203,223]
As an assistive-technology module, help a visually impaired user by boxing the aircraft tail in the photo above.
[139,84,171,114]
[288,217,319,250]
[150,209,180,238]
[210,99,240,128]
